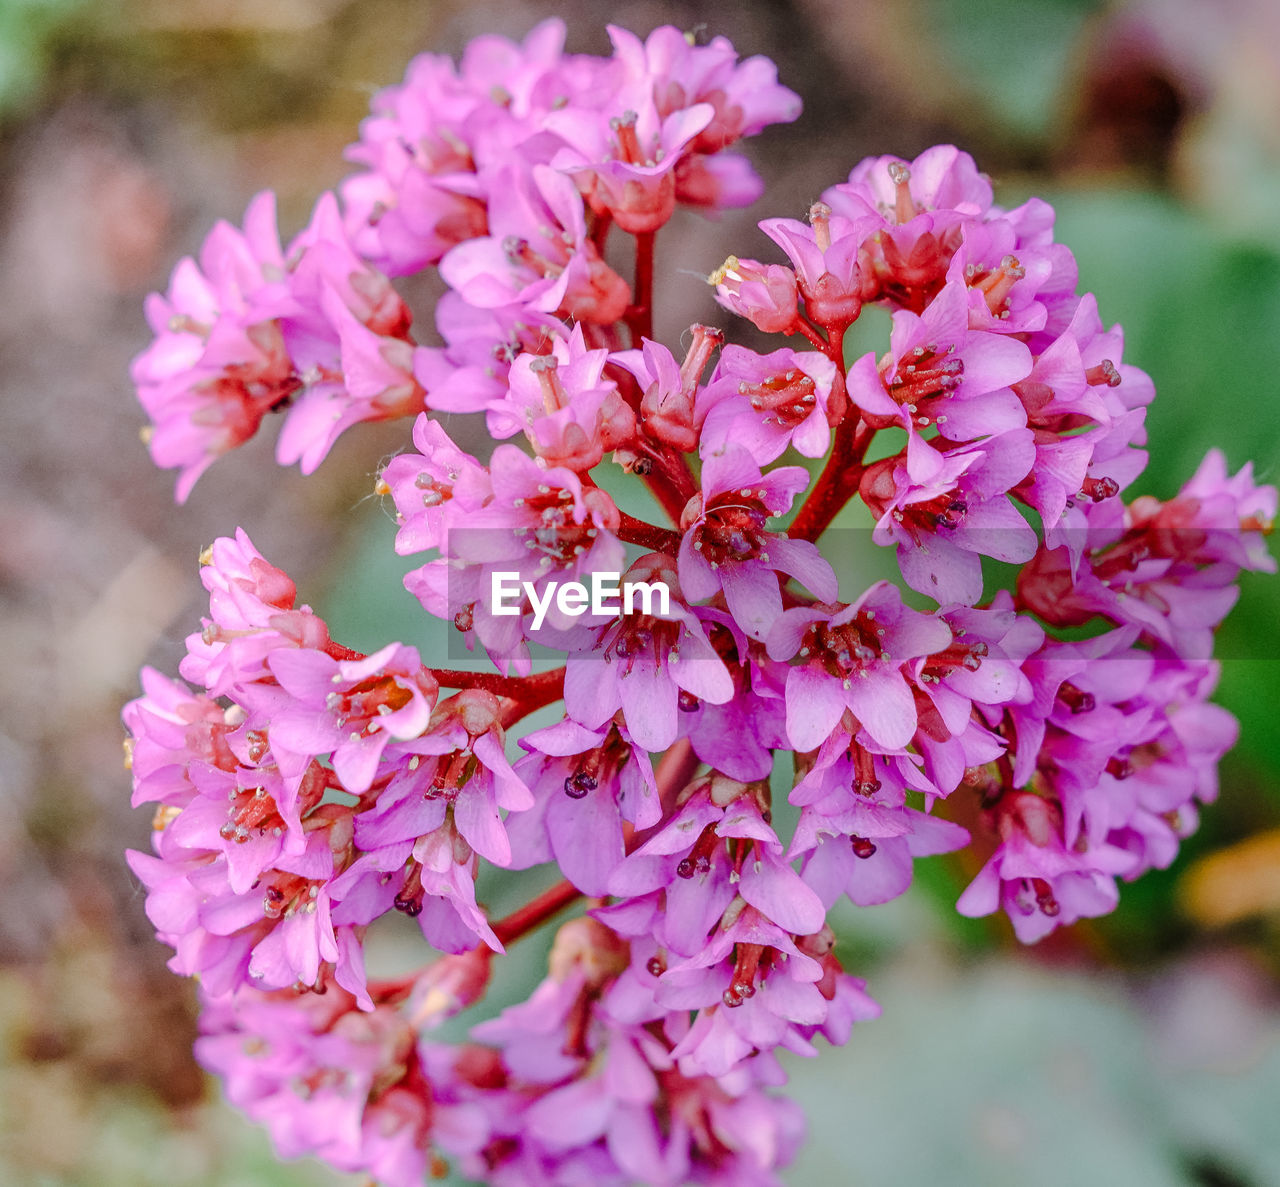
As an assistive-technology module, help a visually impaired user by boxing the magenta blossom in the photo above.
[767,581,952,752]
[125,28,1277,1187]
[679,444,837,639]
[506,716,660,895]
[700,344,839,463]
[557,554,734,751]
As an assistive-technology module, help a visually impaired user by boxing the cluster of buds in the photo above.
[126,20,1274,1186]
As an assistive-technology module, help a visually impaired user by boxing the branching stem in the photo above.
[787,416,875,542]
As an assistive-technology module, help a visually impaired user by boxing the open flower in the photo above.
[767,581,951,752]
[679,444,837,639]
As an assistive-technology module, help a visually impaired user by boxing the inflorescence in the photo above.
[125,21,1275,1186]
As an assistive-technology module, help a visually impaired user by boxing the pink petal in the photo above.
[785,666,847,752]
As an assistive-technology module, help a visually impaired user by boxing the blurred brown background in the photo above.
[1,0,1278,1183]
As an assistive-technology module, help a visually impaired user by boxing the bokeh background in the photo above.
[1,0,1278,1183]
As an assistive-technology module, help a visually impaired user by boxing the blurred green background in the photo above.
[0,0,1277,1183]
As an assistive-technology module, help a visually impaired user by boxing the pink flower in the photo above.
[548,99,714,234]
[656,898,852,1078]
[133,189,425,492]
[758,204,879,330]
[793,790,969,909]
[1017,450,1276,665]
[340,20,581,274]
[608,778,823,962]
[766,581,952,752]
[493,325,635,470]
[410,445,624,673]
[440,165,630,326]
[557,554,734,751]
[611,324,723,454]
[822,146,991,311]
[860,429,1039,605]
[385,690,533,867]
[196,985,483,1185]
[380,416,493,557]
[700,344,838,462]
[253,642,438,797]
[132,192,296,499]
[127,808,369,1002]
[180,529,332,699]
[507,717,659,895]
[679,445,837,639]
[415,291,566,415]
[845,276,1031,446]
[273,286,422,475]
[125,36,1276,1182]
[710,255,800,335]
[608,24,801,151]
[956,792,1132,943]
[331,777,503,954]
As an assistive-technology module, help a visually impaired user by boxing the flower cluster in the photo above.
[136,21,799,500]
[126,20,1274,1187]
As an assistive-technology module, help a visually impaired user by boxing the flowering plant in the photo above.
[124,20,1275,1185]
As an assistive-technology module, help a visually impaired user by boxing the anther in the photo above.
[1058,682,1095,714]
[610,111,645,164]
[1106,756,1133,780]
[563,770,597,799]
[1085,360,1122,387]
[1030,877,1059,917]
[1081,476,1119,502]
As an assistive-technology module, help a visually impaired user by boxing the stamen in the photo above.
[676,823,721,879]
[975,254,1025,313]
[722,942,764,1007]
[1058,682,1095,714]
[1081,476,1119,502]
[1030,877,1059,917]
[679,324,724,394]
[1085,360,1122,387]
[1106,756,1133,779]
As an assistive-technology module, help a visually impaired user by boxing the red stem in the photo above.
[616,510,682,554]
[434,666,565,703]
[787,416,875,542]
[492,878,583,947]
[652,446,697,501]
[627,230,656,345]
[826,325,847,372]
[498,680,569,730]
[793,315,829,352]
[605,359,694,526]
[642,461,694,527]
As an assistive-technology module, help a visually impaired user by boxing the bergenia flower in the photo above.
[679,444,837,639]
[123,24,1277,1187]
[700,344,839,463]
[766,581,952,752]
[558,553,734,751]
